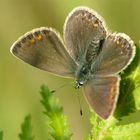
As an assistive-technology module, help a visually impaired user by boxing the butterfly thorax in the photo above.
[75,63,91,89]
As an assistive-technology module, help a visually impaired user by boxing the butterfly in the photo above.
[10,6,135,119]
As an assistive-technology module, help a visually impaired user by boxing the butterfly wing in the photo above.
[64,6,107,64]
[92,33,136,76]
[10,27,77,77]
[84,76,120,119]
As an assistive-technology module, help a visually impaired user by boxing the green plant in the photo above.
[1,43,140,139]
[19,115,34,140]
[0,131,3,140]
[40,85,72,140]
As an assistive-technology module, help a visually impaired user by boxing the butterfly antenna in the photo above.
[51,81,74,93]
[77,89,83,116]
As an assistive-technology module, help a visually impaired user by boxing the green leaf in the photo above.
[89,112,118,140]
[19,115,34,140]
[0,131,3,140]
[40,85,72,140]
[115,43,140,118]
[90,112,106,139]
[103,122,140,140]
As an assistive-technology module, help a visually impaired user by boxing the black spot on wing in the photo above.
[12,46,18,54]
[26,34,34,40]
[41,29,50,35]
[33,30,41,37]
[12,42,22,54]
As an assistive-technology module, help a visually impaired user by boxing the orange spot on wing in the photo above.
[108,86,116,105]
[37,35,43,41]
[31,39,36,44]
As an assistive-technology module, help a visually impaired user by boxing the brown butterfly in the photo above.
[10,6,135,119]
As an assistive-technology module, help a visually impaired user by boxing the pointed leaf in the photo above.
[40,85,72,140]
[0,131,3,140]
[19,115,34,140]
[103,122,140,140]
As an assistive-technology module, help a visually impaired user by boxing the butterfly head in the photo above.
[75,80,84,89]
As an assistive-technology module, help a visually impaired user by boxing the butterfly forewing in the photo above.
[11,27,77,77]
[84,76,120,119]
[64,7,107,64]
[93,33,135,76]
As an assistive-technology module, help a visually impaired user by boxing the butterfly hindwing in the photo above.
[64,7,107,64]
[84,76,120,119]
[11,27,77,77]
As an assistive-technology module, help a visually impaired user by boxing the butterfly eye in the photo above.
[75,80,83,89]
[79,81,84,85]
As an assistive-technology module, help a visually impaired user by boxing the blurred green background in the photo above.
[0,0,140,140]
